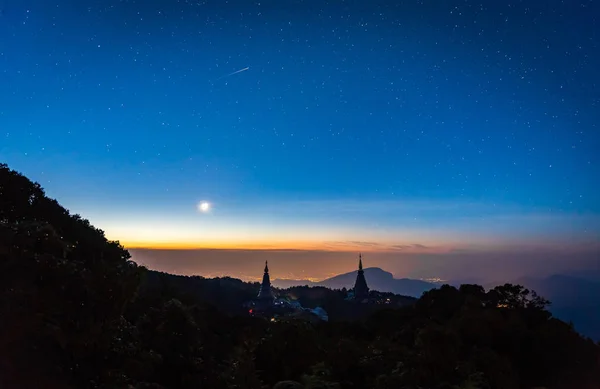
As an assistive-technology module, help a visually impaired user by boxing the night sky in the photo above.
[1,0,599,280]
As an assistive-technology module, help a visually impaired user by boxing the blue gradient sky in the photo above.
[1,0,599,275]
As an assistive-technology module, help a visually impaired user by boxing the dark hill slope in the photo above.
[0,163,145,388]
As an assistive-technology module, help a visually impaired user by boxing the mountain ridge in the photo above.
[273,267,437,298]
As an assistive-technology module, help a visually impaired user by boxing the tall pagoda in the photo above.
[257,261,274,301]
[353,253,369,300]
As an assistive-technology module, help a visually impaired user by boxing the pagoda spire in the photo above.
[257,260,274,301]
[353,252,369,300]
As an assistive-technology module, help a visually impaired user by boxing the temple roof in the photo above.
[257,260,274,300]
[353,253,369,299]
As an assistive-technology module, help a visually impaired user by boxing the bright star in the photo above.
[198,201,211,213]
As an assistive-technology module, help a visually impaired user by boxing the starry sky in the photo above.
[1,0,599,280]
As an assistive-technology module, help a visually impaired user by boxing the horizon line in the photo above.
[120,240,457,253]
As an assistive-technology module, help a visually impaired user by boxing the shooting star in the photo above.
[214,67,250,81]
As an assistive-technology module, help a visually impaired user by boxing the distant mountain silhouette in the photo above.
[273,267,436,298]
[564,268,600,283]
[517,274,600,341]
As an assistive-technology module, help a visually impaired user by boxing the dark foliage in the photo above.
[1,163,599,389]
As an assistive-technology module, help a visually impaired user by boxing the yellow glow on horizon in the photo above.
[118,238,456,253]
[96,218,544,254]
[101,221,463,253]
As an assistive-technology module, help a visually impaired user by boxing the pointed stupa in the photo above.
[257,260,274,301]
[353,253,369,300]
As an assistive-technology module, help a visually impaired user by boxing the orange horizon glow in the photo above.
[119,237,600,257]
[120,239,458,253]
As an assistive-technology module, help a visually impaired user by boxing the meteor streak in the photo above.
[215,67,249,81]
[227,67,249,76]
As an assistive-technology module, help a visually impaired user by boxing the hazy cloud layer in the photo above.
[129,247,600,285]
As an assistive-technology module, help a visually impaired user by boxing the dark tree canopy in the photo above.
[1,163,599,389]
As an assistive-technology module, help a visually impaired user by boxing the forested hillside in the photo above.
[1,163,599,389]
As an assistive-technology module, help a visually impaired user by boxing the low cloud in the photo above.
[391,243,431,250]
[321,241,439,253]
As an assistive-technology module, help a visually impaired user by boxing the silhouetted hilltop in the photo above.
[139,270,260,316]
[2,163,600,389]
[517,274,600,341]
[274,267,436,297]
[140,269,417,321]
